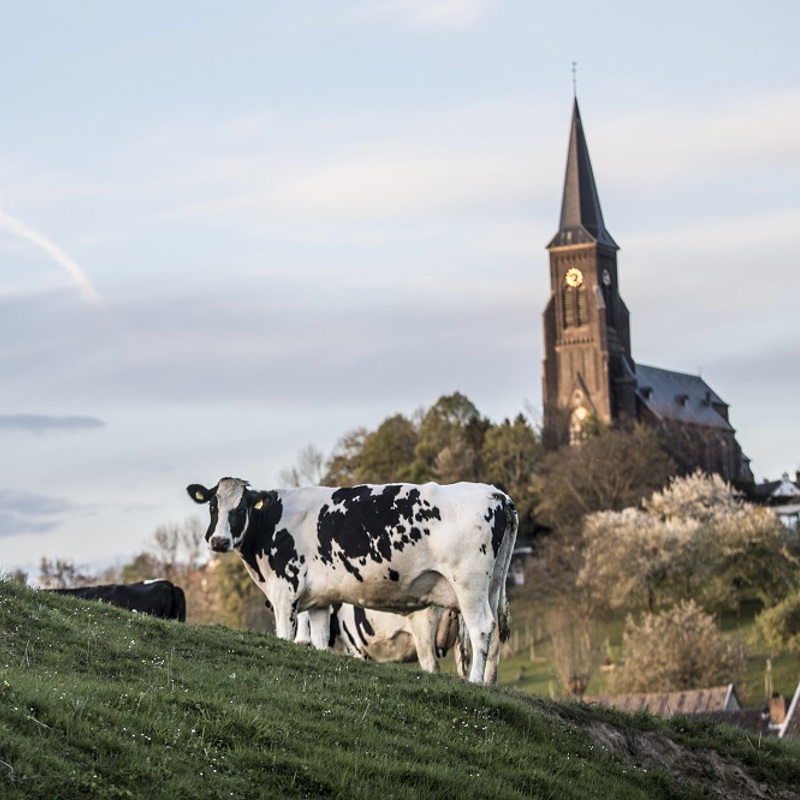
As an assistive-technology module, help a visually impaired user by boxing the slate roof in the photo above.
[547,99,618,250]
[780,681,800,739]
[635,364,733,432]
[751,474,800,502]
[587,684,740,718]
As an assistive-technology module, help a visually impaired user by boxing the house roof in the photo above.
[779,680,800,739]
[635,364,733,432]
[586,684,740,718]
[547,98,618,250]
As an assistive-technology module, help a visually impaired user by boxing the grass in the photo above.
[2,580,800,799]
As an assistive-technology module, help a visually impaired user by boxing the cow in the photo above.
[49,579,187,622]
[187,478,517,683]
[296,604,469,677]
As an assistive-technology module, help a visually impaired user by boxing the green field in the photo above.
[496,583,800,703]
[2,579,800,799]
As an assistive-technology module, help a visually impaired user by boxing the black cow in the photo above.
[50,579,186,621]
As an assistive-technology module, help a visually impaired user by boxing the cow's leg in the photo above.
[295,611,312,646]
[273,600,299,642]
[306,607,332,651]
[454,615,471,679]
[457,597,496,684]
[484,625,501,684]
[482,581,506,684]
[408,607,441,673]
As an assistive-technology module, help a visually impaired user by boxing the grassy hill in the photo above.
[1,579,799,800]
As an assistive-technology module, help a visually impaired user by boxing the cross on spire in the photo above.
[572,61,577,97]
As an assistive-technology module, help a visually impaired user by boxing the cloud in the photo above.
[0,209,102,304]
[0,489,79,537]
[351,0,490,28]
[0,415,106,434]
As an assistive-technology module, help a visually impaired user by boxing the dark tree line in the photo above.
[281,391,675,545]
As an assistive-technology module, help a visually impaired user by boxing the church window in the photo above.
[563,285,588,327]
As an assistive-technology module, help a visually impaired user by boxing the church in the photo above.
[541,98,753,487]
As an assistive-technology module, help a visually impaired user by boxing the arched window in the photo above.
[563,285,588,327]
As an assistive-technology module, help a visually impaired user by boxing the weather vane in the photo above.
[572,61,577,97]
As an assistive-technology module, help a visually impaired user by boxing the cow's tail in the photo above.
[496,493,518,644]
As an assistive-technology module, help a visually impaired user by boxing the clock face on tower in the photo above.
[565,267,584,288]
[602,269,611,286]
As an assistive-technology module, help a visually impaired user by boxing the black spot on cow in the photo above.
[269,529,305,592]
[238,493,305,591]
[485,493,517,558]
[316,485,441,575]
[388,569,400,582]
[353,606,376,647]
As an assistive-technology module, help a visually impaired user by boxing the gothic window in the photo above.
[562,285,588,327]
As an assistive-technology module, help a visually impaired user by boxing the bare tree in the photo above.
[279,444,327,487]
[37,558,94,589]
[148,516,207,583]
[543,606,600,697]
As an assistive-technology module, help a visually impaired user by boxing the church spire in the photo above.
[547,98,617,250]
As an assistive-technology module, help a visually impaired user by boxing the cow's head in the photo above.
[186,477,274,553]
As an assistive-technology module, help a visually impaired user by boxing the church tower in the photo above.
[542,99,637,445]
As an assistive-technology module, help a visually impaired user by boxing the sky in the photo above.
[2,0,799,580]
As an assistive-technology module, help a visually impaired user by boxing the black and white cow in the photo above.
[297,605,469,677]
[187,478,517,683]
[49,579,187,621]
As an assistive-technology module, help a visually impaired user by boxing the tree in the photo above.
[757,590,800,658]
[612,600,747,693]
[279,444,326,487]
[543,606,600,698]
[578,508,703,612]
[355,414,420,484]
[414,393,488,482]
[144,517,206,584]
[533,424,675,536]
[323,428,368,486]
[119,552,162,584]
[702,505,798,611]
[579,474,798,614]
[524,425,674,611]
[207,556,273,632]
[481,414,541,539]
[37,558,94,589]
[644,470,743,526]
[433,438,477,484]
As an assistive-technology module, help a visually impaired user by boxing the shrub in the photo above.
[612,600,747,693]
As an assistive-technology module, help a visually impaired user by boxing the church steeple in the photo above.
[541,97,634,446]
[547,99,617,250]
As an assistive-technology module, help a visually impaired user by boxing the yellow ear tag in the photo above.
[195,491,205,501]
[254,499,264,510]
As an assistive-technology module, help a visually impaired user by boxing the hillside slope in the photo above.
[1,579,798,800]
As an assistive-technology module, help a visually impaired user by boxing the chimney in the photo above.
[770,693,787,725]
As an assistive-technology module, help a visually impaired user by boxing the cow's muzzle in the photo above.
[208,536,232,553]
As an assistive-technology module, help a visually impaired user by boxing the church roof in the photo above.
[547,98,618,250]
[635,364,733,431]
[587,684,740,718]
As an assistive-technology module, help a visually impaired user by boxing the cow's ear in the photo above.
[252,490,274,511]
[187,484,213,504]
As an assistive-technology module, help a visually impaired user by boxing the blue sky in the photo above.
[2,0,799,578]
